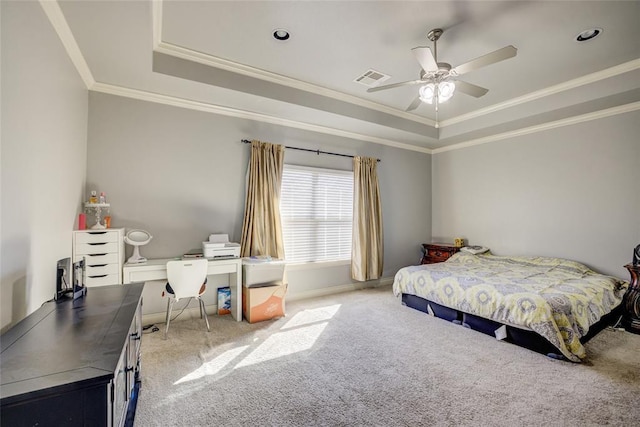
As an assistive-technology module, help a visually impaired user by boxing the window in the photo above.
[280,164,353,263]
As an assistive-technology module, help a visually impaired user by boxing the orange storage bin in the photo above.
[242,283,286,323]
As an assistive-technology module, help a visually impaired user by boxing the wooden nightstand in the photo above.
[421,243,461,264]
[622,264,640,334]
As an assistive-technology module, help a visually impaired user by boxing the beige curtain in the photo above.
[351,156,383,281]
[240,140,285,259]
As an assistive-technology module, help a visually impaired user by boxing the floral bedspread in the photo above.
[392,252,628,361]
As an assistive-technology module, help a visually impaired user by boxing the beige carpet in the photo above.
[134,285,640,426]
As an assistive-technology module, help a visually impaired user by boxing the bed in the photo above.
[392,252,628,361]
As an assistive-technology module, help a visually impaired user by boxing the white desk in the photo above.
[122,257,242,322]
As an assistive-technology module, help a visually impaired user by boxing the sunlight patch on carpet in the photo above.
[235,322,329,368]
[280,304,341,330]
[174,345,249,385]
[232,303,340,367]
[174,304,341,382]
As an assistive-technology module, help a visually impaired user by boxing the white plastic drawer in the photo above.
[75,242,119,255]
[242,259,286,286]
[75,252,120,265]
[75,231,120,244]
[85,274,120,287]
[85,263,120,276]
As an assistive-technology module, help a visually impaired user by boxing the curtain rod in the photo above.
[241,139,380,162]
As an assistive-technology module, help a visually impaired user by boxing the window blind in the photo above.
[280,164,353,263]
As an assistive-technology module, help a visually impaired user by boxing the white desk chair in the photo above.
[164,259,210,339]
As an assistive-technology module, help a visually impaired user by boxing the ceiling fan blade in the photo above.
[405,95,422,112]
[455,80,489,98]
[452,45,517,76]
[366,79,423,93]
[411,46,438,72]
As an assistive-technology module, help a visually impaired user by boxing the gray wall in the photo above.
[87,92,431,313]
[1,2,88,330]
[432,111,640,279]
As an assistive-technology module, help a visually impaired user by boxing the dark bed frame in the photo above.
[401,293,623,360]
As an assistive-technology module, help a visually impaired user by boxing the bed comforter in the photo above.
[392,252,628,361]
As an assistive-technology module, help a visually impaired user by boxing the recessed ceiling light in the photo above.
[273,29,290,41]
[575,28,602,42]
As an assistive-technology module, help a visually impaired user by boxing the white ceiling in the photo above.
[56,0,640,151]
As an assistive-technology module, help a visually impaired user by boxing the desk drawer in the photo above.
[126,270,168,284]
[75,242,119,255]
[85,263,120,276]
[75,252,120,265]
[75,231,120,244]
[207,263,237,275]
[86,274,120,287]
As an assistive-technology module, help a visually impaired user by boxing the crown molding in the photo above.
[90,82,433,155]
[151,0,162,50]
[151,0,434,127]
[439,59,640,128]
[39,0,94,89]
[155,41,437,128]
[152,2,640,133]
[43,0,431,154]
[43,0,639,157]
[432,101,640,154]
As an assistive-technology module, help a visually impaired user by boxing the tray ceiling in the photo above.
[56,1,640,151]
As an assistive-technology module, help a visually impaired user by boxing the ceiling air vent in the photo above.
[353,69,391,87]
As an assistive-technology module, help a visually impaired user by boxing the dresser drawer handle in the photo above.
[86,253,107,257]
[88,232,108,235]
[88,264,108,268]
[88,274,108,278]
[88,242,107,246]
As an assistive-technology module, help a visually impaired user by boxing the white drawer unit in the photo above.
[73,228,124,286]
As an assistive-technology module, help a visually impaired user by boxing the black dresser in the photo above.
[1,283,144,427]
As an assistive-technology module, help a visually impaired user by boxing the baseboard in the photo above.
[286,276,393,302]
[141,277,394,326]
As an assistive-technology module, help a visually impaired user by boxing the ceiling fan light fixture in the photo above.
[372,27,514,112]
[419,84,435,104]
[419,81,456,104]
[438,81,456,102]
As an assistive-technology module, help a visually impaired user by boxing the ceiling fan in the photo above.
[367,28,517,113]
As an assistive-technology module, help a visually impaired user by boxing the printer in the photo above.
[202,234,241,258]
